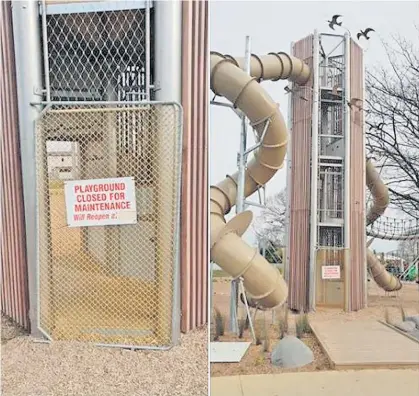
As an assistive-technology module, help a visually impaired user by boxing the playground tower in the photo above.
[286,32,367,312]
[2,0,208,346]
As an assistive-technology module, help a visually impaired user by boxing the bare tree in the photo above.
[397,239,419,260]
[253,189,286,246]
[365,29,419,219]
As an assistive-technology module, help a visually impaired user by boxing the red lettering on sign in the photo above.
[74,201,133,213]
[76,182,126,194]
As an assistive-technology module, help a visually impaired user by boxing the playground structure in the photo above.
[210,31,419,332]
[210,49,310,313]
[1,0,208,348]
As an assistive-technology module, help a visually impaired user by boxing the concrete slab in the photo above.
[210,375,242,396]
[210,342,251,363]
[311,319,419,369]
[211,369,419,396]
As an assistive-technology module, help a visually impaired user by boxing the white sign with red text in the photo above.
[64,177,137,227]
[321,265,341,280]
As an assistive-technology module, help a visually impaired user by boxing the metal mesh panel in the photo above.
[315,247,347,308]
[36,103,182,348]
[44,6,153,101]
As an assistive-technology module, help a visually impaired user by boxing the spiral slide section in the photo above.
[366,159,402,291]
[210,52,310,308]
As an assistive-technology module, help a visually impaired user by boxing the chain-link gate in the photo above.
[315,247,347,308]
[36,102,182,348]
[41,1,153,102]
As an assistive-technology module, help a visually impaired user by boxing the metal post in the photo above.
[285,41,294,284]
[154,0,182,101]
[361,43,368,308]
[41,0,51,102]
[309,30,320,311]
[343,33,352,312]
[236,35,251,213]
[11,0,44,336]
[145,0,151,100]
[238,279,256,342]
[154,0,182,344]
[229,35,251,334]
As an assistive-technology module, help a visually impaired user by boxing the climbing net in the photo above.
[366,216,419,240]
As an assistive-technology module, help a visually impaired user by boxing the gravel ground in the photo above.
[210,321,331,377]
[1,316,26,345]
[309,281,419,323]
[1,319,208,396]
[212,279,419,325]
[211,280,419,377]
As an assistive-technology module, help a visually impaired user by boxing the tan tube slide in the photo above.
[366,160,389,226]
[210,52,310,308]
[365,159,402,291]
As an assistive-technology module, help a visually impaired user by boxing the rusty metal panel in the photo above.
[180,0,208,332]
[349,40,366,310]
[288,34,313,311]
[0,1,30,329]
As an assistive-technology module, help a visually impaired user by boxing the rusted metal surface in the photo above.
[288,35,314,311]
[180,0,208,332]
[349,40,366,310]
[0,1,29,329]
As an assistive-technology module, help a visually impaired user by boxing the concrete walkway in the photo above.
[211,369,419,396]
[310,320,419,369]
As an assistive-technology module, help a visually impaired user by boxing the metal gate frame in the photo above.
[35,101,183,350]
[39,0,153,103]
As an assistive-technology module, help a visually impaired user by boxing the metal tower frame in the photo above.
[307,32,352,311]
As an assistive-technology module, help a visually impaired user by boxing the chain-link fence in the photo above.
[36,102,182,348]
[42,3,153,101]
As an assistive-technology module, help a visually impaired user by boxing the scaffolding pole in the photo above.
[229,35,251,334]
[309,30,320,311]
[343,32,351,312]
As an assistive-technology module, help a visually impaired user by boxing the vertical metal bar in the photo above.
[229,35,251,334]
[145,0,151,100]
[154,1,182,343]
[285,41,294,284]
[154,0,182,102]
[361,44,368,308]
[309,30,320,311]
[236,35,251,214]
[41,0,51,102]
[229,280,239,334]
[344,33,351,312]
[238,280,256,342]
[12,0,44,337]
[171,103,184,346]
